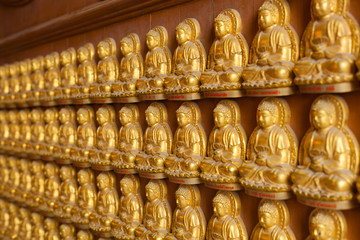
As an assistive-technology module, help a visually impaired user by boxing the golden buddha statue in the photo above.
[78,230,94,240]
[200,9,248,95]
[306,208,347,240]
[0,199,9,237]
[90,38,119,100]
[89,172,119,235]
[72,106,96,167]
[7,157,20,200]
[165,185,206,240]
[71,168,97,227]
[164,18,206,99]
[55,106,77,164]
[206,191,248,240]
[6,110,20,152]
[136,102,172,178]
[0,111,9,151]
[0,156,9,197]
[242,0,298,91]
[17,159,32,204]
[136,26,171,99]
[59,224,76,240]
[7,203,20,239]
[239,97,297,198]
[165,102,206,183]
[54,166,78,221]
[29,108,45,157]
[17,109,31,155]
[31,212,45,240]
[135,180,171,240]
[30,160,45,209]
[41,108,59,160]
[112,175,143,239]
[293,0,360,89]
[30,56,45,104]
[112,33,144,99]
[291,95,359,206]
[56,47,78,102]
[19,207,32,240]
[89,105,118,170]
[250,199,295,240]
[72,43,97,102]
[44,218,60,240]
[7,62,20,103]
[0,65,10,104]
[200,100,246,187]
[112,104,143,173]
[43,52,61,104]
[18,59,32,104]
[42,163,60,215]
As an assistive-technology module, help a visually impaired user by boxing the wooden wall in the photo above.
[1,0,360,239]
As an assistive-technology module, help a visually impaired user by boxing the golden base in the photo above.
[73,162,91,168]
[168,177,202,184]
[27,101,41,107]
[72,98,92,104]
[55,159,72,165]
[205,182,242,191]
[245,189,292,200]
[42,156,54,161]
[114,168,137,174]
[112,96,140,103]
[296,195,358,210]
[139,172,167,179]
[203,90,243,98]
[298,82,358,93]
[91,98,113,104]
[41,101,57,106]
[139,93,167,101]
[91,165,113,171]
[167,93,201,101]
[56,99,72,105]
[246,87,296,97]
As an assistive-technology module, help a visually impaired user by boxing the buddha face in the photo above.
[177,112,191,127]
[213,202,227,217]
[77,231,91,240]
[145,185,158,201]
[19,111,28,123]
[258,10,276,30]
[19,62,27,74]
[309,220,334,240]
[121,41,133,56]
[32,162,41,173]
[259,210,277,229]
[258,110,275,129]
[59,109,70,123]
[44,110,55,123]
[77,47,89,63]
[215,20,229,38]
[146,112,159,127]
[45,164,55,177]
[44,218,56,231]
[45,56,54,69]
[9,64,17,76]
[214,111,229,128]
[77,109,88,125]
[120,180,132,195]
[97,175,109,190]
[32,59,40,71]
[96,109,109,125]
[60,224,72,238]
[146,35,159,50]
[176,194,190,209]
[311,108,333,130]
[97,41,110,59]
[77,170,89,185]
[119,110,132,126]
[313,0,335,19]
[60,167,71,181]
[60,51,71,66]
[176,28,190,45]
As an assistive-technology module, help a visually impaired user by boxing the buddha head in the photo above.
[77,169,92,186]
[31,161,43,174]
[77,230,93,240]
[257,100,279,129]
[176,104,193,127]
[214,13,232,38]
[146,29,161,50]
[59,224,75,238]
[19,207,30,219]
[77,46,90,63]
[145,180,161,201]
[9,62,19,76]
[32,56,43,72]
[311,99,336,130]
[59,107,72,124]
[309,210,337,240]
[31,212,44,225]
[120,36,135,57]
[19,59,31,74]
[77,107,93,125]
[258,201,279,229]
[258,1,279,30]
[96,105,114,125]
[60,50,72,66]
[44,108,58,123]
[18,109,29,123]
[19,159,30,172]
[45,163,58,178]
[0,110,6,122]
[31,108,43,123]
[119,106,134,126]
[176,21,192,45]
[213,192,231,217]
[44,217,59,231]
[8,110,18,123]
[97,172,111,190]
[59,166,71,181]
[213,103,232,128]
[97,40,111,59]
[312,0,337,19]
[120,175,135,196]
[145,105,161,127]
[175,185,193,209]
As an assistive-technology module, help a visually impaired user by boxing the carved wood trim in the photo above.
[0,0,192,58]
